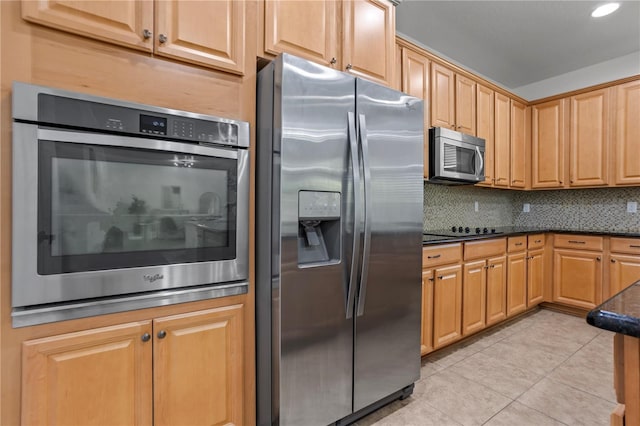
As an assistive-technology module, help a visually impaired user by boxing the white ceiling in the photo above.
[396,1,640,95]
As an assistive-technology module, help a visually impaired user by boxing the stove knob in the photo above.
[451,226,457,232]
[483,228,488,234]
[491,228,496,233]
[465,227,470,233]
[475,227,481,234]
[458,226,463,233]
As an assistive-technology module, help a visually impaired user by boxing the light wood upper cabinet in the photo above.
[486,255,507,326]
[399,46,430,178]
[494,92,511,188]
[507,252,527,316]
[613,80,640,185]
[456,75,477,135]
[22,0,246,75]
[432,264,463,349]
[462,260,487,335]
[343,0,395,86]
[430,62,456,129]
[527,248,545,306]
[22,0,154,52]
[264,0,338,67]
[510,99,528,188]
[421,269,435,355]
[532,99,566,188]
[22,321,153,426]
[553,248,603,309]
[154,305,244,426]
[155,0,246,74]
[476,84,495,186]
[570,89,609,186]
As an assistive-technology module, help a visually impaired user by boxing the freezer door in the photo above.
[353,79,424,412]
[276,54,358,426]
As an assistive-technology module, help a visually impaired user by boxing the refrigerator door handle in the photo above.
[356,113,372,317]
[346,112,361,319]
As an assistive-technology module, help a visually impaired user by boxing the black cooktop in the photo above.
[424,226,503,237]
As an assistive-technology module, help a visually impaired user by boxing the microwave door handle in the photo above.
[346,112,361,320]
[356,113,372,317]
[475,146,484,177]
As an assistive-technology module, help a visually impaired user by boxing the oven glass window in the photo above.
[443,144,475,175]
[38,141,237,274]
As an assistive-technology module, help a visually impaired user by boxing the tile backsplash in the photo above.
[423,183,640,233]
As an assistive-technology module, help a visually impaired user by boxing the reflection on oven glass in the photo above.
[50,157,229,256]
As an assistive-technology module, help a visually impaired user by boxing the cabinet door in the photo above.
[527,248,545,306]
[486,255,507,325]
[553,249,602,309]
[342,0,395,86]
[433,264,463,349]
[431,62,455,129]
[154,304,244,426]
[476,84,495,186]
[462,260,487,336]
[609,254,640,298]
[401,47,430,178]
[570,89,609,186]
[456,75,477,135]
[264,0,338,67]
[21,0,153,52]
[614,80,640,185]
[510,99,528,188]
[155,0,245,74]
[493,92,511,187]
[507,252,527,316]
[421,269,435,355]
[532,99,565,188]
[22,321,153,426]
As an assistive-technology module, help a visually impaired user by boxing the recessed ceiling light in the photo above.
[591,3,620,18]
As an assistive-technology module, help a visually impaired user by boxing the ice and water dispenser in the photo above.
[298,191,341,266]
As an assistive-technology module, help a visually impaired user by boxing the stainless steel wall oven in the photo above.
[11,82,249,326]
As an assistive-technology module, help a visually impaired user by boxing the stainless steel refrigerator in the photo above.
[256,54,424,426]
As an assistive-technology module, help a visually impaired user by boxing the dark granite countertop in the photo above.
[587,281,640,338]
[423,227,640,245]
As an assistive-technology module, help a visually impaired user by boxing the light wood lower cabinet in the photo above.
[553,248,603,309]
[21,305,244,426]
[462,260,487,335]
[486,256,507,326]
[421,269,435,355]
[432,264,463,349]
[609,254,640,298]
[507,251,527,316]
[527,248,545,306]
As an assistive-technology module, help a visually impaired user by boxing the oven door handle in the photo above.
[475,146,484,177]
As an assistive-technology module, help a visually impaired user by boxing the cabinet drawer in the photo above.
[554,234,603,251]
[528,234,545,250]
[610,237,640,255]
[464,238,506,261]
[507,236,527,252]
[423,243,462,268]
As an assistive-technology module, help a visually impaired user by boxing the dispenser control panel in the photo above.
[298,191,341,220]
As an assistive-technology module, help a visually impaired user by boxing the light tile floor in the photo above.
[357,309,617,426]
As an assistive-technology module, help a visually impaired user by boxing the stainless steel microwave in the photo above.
[428,127,485,184]
[11,82,250,326]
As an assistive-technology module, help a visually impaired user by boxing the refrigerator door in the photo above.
[353,79,424,412]
[275,54,358,426]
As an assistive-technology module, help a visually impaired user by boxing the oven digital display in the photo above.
[140,114,167,135]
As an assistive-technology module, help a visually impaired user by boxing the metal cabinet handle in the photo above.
[157,330,167,339]
[630,245,640,248]
[142,29,152,40]
[535,239,542,243]
[159,34,168,44]
[515,242,523,246]
[611,258,617,263]
[427,254,441,259]
[345,64,353,70]
[596,257,601,262]
[483,265,490,269]
[141,333,151,342]
[568,240,586,244]
[330,57,337,65]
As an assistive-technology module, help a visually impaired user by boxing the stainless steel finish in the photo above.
[12,123,250,308]
[475,146,484,176]
[157,330,167,339]
[141,333,151,342]
[347,112,362,320]
[12,82,250,148]
[12,281,248,328]
[429,126,485,184]
[356,113,372,317]
[142,29,152,39]
[257,54,423,425]
[159,34,167,44]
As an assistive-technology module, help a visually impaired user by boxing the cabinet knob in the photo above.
[330,57,337,65]
[559,181,563,184]
[596,257,601,262]
[345,64,353,71]
[157,330,167,339]
[141,333,151,342]
[611,258,617,263]
[142,29,152,40]
[159,34,168,44]
[428,278,435,282]
[491,264,496,268]
[437,275,444,280]
[570,180,574,184]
